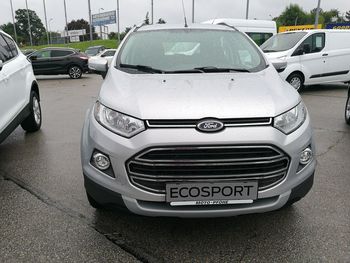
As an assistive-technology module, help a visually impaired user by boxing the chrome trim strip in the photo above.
[146,118,272,128]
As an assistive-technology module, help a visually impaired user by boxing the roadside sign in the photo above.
[279,24,322,33]
[61,29,86,37]
[92,10,116,26]
[326,22,350,30]
[70,36,80,42]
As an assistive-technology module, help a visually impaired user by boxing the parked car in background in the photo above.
[261,29,350,91]
[0,30,42,144]
[203,18,277,46]
[29,47,89,79]
[81,24,315,217]
[21,49,36,56]
[88,49,116,76]
[85,45,106,57]
[346,85,350,125]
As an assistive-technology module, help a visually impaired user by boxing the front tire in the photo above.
[68,65,82,79]
[21,91,42,132]
[345,93,350,125]
[287,73,304,92]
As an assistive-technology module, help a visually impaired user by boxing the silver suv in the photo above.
[81,24,316,217]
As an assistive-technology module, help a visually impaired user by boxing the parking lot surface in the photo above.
[0,74,349,262]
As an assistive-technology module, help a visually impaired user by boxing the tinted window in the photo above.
[34,50,51,58]
[261,32,307,52]
[118,29,266,73]
[51,50,74,57]
[3,35,18,57]
[86,48,100,56]
[101,50,116,57]
[295,33,325,54]
[0,34,13,62]
[247,32,273,46]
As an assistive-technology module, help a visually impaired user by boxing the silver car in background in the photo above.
[81,24,316,217]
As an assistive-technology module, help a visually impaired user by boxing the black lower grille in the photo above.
[126,145,290,194]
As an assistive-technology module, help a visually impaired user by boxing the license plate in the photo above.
[166,181,258,206]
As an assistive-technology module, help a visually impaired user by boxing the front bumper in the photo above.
[81,109,316,217]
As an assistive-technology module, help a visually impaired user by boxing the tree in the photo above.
[15,9,46,45]
[120,27,132,40]
[277,4,308,26]
[108,32,118,40]
[157,18,166,24]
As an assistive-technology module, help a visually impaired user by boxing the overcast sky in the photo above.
[1,0,349,33]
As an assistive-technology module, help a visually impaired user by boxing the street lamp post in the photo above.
[314,0,321,28]
[88,0,93,41]
[43,0,49,45]
[25,0,33,46]
[63,0,69,44]
[99,8,104,39]
[151,0,154,24]
[192,0,195,23]
[117,0,120,43]
[245,0,250,20]
[10,0,18,43]
[48,18,53,44]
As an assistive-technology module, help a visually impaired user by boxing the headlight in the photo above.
[94,101,145,138]
[274,102,307,134]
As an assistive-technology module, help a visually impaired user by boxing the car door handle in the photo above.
[322,53,328,57]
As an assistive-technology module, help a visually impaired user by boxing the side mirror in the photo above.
[303,44,311,54]
[293,49,304,56]
[271,59,287,73]
[92,58,108,79]
[0,60,3,71]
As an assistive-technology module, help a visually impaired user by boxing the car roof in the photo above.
[137,23,236,32]
[86,45,105,49]
[279,29,350,34]
[41,47,76,51]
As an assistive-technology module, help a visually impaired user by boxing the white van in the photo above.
[261,29,350,91]
[203,18,277,46]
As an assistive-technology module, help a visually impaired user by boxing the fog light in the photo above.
[300,148,313,165]
[92,153,110,171]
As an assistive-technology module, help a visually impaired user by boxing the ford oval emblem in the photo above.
[196,119,225,133]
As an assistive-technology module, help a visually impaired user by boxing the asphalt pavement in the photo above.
[0,74,349,262]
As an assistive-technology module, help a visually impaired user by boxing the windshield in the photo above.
[85,48,100,56]
[261,32,307,52]
[117,29,266,73]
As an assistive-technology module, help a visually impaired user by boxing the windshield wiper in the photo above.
[263,49,279,53]
[194,66,250,73]
[119,63,164,74]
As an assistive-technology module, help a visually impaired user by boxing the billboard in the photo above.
[326,22,350,30]
[92,10,116,26]
[279,24,322,33]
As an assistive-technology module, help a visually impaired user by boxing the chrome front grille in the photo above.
[126,145,290,194]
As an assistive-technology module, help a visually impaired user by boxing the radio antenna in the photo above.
[181,0,188,27]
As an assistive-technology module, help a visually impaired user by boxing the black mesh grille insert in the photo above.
[126,145,290,194]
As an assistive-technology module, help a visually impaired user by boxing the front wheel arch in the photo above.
[286,71,305,91]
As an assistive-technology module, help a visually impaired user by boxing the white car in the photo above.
[261,29,350,91]
[88,49,116,70]
[0,30,42,144]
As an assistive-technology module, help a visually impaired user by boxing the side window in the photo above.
[295,33,325,55]
[35,50,51,59]
[51,50,73,57]
[247,33,273,46]
[3,35,18,57]
[101,50,115,57]
[0,34,13,62]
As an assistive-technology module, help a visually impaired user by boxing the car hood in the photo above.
[99,66,300,120]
